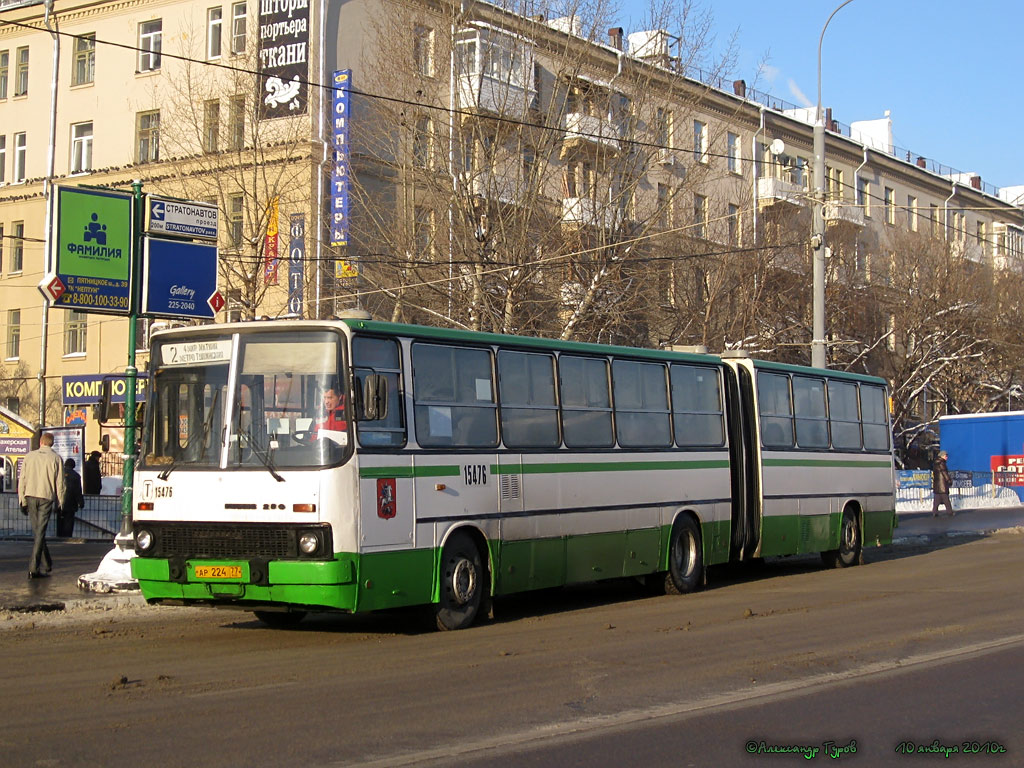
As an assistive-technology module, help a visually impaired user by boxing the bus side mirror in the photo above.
[362,374,388,421]
[94,379,113,424]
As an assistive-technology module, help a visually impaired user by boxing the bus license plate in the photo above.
[193,565,242,579]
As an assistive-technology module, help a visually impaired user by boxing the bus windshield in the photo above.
[143,330,350,471]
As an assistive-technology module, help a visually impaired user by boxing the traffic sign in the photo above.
[141,237,220,319]
[145,196,218,241]
[52,186,134,315]
[38,274,66,303]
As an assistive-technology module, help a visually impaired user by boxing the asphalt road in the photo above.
[1,532,1022,768]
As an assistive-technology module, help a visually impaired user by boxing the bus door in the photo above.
[724,362,760,561]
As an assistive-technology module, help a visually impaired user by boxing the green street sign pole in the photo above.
[119,179,143,538]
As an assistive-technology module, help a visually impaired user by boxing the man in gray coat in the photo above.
[18,432,66,578]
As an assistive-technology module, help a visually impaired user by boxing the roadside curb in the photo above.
[893,525,1024,546]
[1,591,147,614]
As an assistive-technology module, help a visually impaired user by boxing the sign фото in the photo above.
[51,186,134,314]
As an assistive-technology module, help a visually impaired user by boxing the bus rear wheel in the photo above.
[822,508,861,568]
[664,516,704,595]
[253,610,307,628]
[434,532,486,631]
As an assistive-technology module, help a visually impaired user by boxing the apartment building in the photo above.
[0,0,319,452]
[2,0,1023,449]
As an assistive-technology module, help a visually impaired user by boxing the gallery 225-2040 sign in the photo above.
[258,0,309,119]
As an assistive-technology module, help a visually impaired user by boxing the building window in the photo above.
[414,205,433,258]
[977,220,987,255]
[11,221,24,272]
[693,194,707,239]
[228,95,245,150]
[826,166,844,201]
[930,204,941,237]
[225,288,244,322]
[64,310,87,355]
[72,34,96,85]
[203,100,220,153]
[207,8,223,59]
[884,186,895,225]
[138,20,162,72]
[70,122,93,173]
[134,318,151,351]
[13,132,25,181]
[14,47,28,96]
[0,135,6,183]
[727,132,740,174]
[0,50,8,99]
[229,194,244,247]
[0,223,4,271]
[5,309,19,359]
[857,177,869,217]
[657,183,669,229]
[136,111,159,163]
[412,116,432,169]
[693,120,708,163]
[727,203,740,246]
[231,2,247,54]
[655,107,673,148]
[414,26,434,77]
[907,195,918,232]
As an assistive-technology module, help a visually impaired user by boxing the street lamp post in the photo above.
[812,0,857,369]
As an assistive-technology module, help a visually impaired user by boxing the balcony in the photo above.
[467,170,530,207]
[562,197,623,230]
[561,113,622,155]
[824,200,865,227]
[458,74,534,121]
[757,176,807,208]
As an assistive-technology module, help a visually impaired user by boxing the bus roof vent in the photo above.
[719,349,751,359]
[336,309,373,321]
[666,345,709,354]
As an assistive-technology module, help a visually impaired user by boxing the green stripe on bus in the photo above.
[763,458,892,468]
[359,465,460,479]
[504,460,729,474]
[360,459,729,479]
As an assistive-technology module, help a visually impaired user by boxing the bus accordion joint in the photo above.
[292,503,316,513]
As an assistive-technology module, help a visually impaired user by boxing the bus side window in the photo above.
[353,336,406,447]
[758,372,794,447]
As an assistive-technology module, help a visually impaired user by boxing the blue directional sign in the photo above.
[141,237,220,319]
[145,196,219,241]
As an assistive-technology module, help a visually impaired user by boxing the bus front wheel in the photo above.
[664,516,704,595]
[434,532,486,631]
[822,508,861,568]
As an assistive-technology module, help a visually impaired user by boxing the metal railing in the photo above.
[0,493,122,540]
[896,470,1023,511]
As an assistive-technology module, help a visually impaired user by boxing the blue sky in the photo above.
[618,0,1022,191]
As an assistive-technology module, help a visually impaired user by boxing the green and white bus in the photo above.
[130,318,896,629]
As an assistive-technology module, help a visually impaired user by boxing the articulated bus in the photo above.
[130,317,896,630]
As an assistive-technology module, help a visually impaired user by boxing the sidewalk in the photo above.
[894,504,1024,540]
[0,539,144,614]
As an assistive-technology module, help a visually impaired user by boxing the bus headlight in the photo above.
[298,532,319,555]
[136,529,154,552]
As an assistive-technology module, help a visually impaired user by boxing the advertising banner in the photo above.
[258,0,309,119]
[264,197,280,285]
[330,69,352,248]
[62,374,149,405]
[288,213,305,316]
[42,426,85,467]
[51,186,134,315]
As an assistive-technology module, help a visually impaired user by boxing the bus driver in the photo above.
[313,385,348,439]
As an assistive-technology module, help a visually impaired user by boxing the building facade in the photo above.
[2,0,1023,453]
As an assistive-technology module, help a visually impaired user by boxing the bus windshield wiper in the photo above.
[158,390,221,481]
[243,426,285,483]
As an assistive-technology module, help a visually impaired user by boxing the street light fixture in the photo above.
[812,0,857,369]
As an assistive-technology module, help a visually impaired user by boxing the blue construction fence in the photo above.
[0,492,124,540]
[896,470,1023,512]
